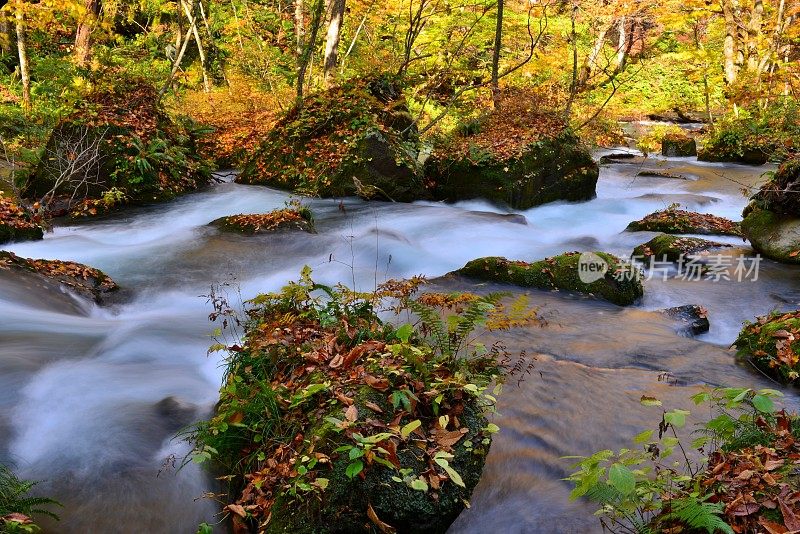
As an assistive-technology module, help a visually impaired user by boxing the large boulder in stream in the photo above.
[626,208,742,237]
[661,133,696,157]
[425,91,598,209]
[27,77,211,216]
[734,310,800,382]
[741,158,800,264]
[210,206,315,235]
[0,250,118,302]
[238,76,426,202]
[0,196,43,244]
[455,252,643,306]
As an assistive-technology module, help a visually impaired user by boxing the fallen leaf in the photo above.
[227,504,247,518]
[345,404,358,422]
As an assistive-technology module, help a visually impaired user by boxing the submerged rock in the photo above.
[632,234,729,262]
[0,251,118,302]
[734,310,800,382]
[661,305,710,336]
[741,159,800,264]
[455,252,643,306]
[425,91,598,209]
[627,208,742,237]
[210,207,315,235]
[0,197,43,244]
[661,134,697,157]
[599,153,640,164]
[239,76,426,202]
[635,170,688,180]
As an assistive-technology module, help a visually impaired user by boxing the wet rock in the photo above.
[154,396,196,432]
[0,251,118,303]
[734,310,800,382]
[635,170,688,180]
[741,159,800,264]
[239,76,426,202]
[455,252,643,306]
[627,208,742,237]
[466,211,528,225]
[661,305,709,336]
[646,111,706,124]
[599,152,643,165]
[210,207,315,235]
[632,234,730,262]
[0,197,43,244]
[661,134,697,157]
[634,193,718,206]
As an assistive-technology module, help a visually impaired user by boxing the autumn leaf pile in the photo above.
[214,207,313,235]
[437,87,568,162]
[193,274,511,533]
[0,197,40,231]
[735,311,800,382]
[0,251,117,297]
[627,208,743,236]
[696,410,800,533]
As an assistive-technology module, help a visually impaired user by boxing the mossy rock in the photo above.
[661,134,697,157]
[27,77,211,215]
[426,129,598,210]
[455,252,643,306]
[239,76,426,202]
[734,310,800,382]
[632,234,728,262]
[0,197,44,244]
[697,141,769,165]
[0,250,118,302]
[626,209,742,237]
[749,157,800,217]
[210,208,315,235]
[267,389,489,534]
[741,207,800,264]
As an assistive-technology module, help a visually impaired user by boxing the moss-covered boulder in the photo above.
[210,207,315,235]
[193,273,504,534]
[0,197,43,244]
[455,252,643,306]
[741,159,800,264]
[661,134,697,157]
[27,77,211,216]
[425,92,598,209]
[632,234,728,262]
[238,76,426,202]
[734,310,800,382]
[626,208,742,236]
[0,250,117,302]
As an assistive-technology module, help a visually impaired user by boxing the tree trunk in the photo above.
[181,0,210,92]
[14,1,29,112]
[296,0,325,104]
[721,0,739,84]
[746,0,763,71]
[160,17,196,96]
[74,0,101,66]
[615,16,627,72]
[323,0,345,85]
[0,18,10,56]
[295,0,305,58]
[578,24,609,88]
[490,0,503,96]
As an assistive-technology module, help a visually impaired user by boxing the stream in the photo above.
[1,147,798,533]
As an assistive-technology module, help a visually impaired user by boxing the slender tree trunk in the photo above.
[181,0,210,92]
[295,0,305,57]
[578,24,609,87]
[14,1,29,112]
[564,2,578,118]
[490,0,503,97]
[746,0,763,71]
[160,18,196,96]
[296,0,325,104]
[721,0,739,84]
[323,0,345,85]
[74,0,101,66]
[0,18,10,56]
[615,16,627,72]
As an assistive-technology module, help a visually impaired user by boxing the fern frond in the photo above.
[663,496,733,534]
[408,299,451,356]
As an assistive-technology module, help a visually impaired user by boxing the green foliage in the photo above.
[0,465,61,532]
[662,497,733,534]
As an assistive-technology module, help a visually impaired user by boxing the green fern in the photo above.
[451,292,507,353]
[408,299,452,356]
[663,496,733,534]
[0,464,61,522]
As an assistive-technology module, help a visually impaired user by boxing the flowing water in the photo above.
[1,149,798,533]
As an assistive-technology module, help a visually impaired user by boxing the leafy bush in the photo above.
[0,464,60,533]
[566,387,799,533]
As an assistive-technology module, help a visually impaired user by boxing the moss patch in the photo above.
[741,207,800,264]
[627,208,742,236]
[632,234,728,262]
[455,252,643,306]
[734,310,800,382]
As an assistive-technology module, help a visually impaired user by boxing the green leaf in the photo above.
[633,430,653,444]
[410,478,428,491]
[485,423,500,434]
[608,463,636,495]
[401,420,422,439]
[349,447,364,460]
[396,323,413,343]
[441,464,465,488]
[314,478,329,490]
[752,394,775,413]
[664,409,690,428]
[640,395,662,406]
[345,460,364,479]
